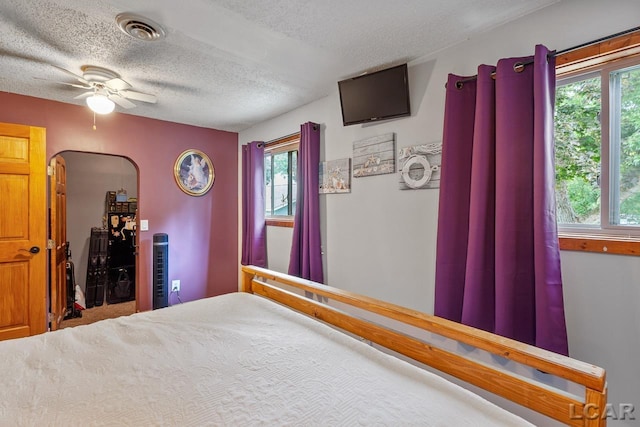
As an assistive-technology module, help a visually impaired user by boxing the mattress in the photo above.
[0,293,532,426]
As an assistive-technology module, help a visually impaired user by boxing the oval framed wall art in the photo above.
[174,149,215,196]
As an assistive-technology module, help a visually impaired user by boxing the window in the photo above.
[264,133,299,227]
[555,31,640,254]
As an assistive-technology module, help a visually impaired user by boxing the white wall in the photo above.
[239,0,640,425]
[62,151,138,295]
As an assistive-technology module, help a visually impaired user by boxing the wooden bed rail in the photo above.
[241,265,608,427]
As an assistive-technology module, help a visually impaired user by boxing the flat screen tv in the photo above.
[338,63,410,126]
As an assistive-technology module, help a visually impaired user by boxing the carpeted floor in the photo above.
[59,301,136,329]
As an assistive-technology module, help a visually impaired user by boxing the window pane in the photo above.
[555,75,601,225]
[264,153,272,216]
[272,151,290,216]
[611,66,640,226]
[264,147,298,218]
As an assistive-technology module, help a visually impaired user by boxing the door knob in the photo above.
[19,246,41,255]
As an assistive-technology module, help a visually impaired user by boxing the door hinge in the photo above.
[47,165,54,176]
[47,239,56,249]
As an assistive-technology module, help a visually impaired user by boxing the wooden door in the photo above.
[49,155,67,331]
[0,123,47,340]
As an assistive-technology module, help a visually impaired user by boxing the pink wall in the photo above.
[0,91,239,312]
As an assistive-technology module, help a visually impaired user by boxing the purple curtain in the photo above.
[434,45,568,355]
[288,122,324,283]
[241,141,267,267]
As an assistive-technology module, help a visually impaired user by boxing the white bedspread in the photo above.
[0,293,532,426]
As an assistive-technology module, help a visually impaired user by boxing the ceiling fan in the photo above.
[47,65,157,114]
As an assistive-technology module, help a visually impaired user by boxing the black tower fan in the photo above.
[153,233,169,309]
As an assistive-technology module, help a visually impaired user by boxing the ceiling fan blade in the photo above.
[51,65,90,85]
[33,77,92,90]
[106,77,132,91]
[109,94,136,109]
[74,92,93,100]
[119,90,157,104]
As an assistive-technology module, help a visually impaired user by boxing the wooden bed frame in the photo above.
[241,265,607,427]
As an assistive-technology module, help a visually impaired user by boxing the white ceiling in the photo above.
[0,0,559,132]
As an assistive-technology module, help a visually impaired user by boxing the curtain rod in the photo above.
[448,25,640,88]
[554,25,640,57]
[264,123,317,145]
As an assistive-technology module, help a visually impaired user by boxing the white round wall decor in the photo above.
[397,143,442,190]
[401,155,432,188]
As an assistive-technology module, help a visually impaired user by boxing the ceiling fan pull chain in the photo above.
[93,111,97,131]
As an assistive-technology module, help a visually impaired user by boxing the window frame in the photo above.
[556,30,640,255]
[264,133,300,228]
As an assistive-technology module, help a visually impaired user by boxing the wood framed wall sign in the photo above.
[174,149,214,196]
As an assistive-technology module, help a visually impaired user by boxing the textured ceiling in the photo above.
[0,0,559,132]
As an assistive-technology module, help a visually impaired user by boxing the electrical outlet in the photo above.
[171,279,180,292]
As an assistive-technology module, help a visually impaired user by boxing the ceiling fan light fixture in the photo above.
[87,94,115,114]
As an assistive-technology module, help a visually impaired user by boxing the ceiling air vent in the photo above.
[116,13,165,41]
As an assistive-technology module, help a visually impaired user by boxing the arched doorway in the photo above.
[52,151,139,329]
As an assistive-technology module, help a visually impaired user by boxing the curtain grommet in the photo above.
[513,62,525,73]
